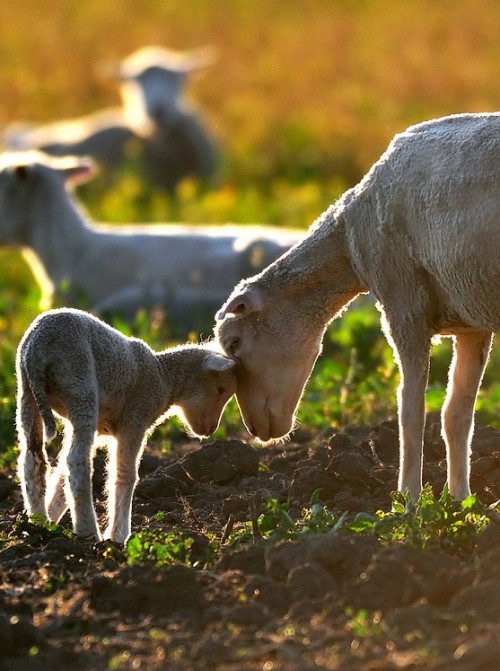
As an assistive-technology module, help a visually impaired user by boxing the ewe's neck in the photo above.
[262,205,365,324]
[28,183,95,285]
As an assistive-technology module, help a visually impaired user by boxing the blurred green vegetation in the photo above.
[0,1,499,460]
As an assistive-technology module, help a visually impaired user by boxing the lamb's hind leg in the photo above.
[17,385,48,517]
[442,330,493,500]
[103,429,146,544]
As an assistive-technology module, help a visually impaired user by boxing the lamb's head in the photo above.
[0,151,95,244]
[215,285,324,442]
[176,351,237,438]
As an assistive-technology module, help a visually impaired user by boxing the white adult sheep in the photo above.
[0,151,303,335]
[2,46,218,192]
[216,112,500,502]
[16,308,236,543]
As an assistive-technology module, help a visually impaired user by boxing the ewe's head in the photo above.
[215,284,324,442]
[176,350,236,438]
[0,151,96,243]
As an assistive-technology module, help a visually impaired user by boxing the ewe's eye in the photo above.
[229,338,240,356]
[217,385,226,396]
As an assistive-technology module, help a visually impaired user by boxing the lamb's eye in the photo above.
[217,385,226,396]
[229,338,240,356]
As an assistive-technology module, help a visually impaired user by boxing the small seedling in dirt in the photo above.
[43,571,68,594]
[125,528,215,568]
[345,608,387,641]
[223,498,297,548]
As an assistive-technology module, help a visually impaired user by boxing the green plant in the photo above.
[222,488,495,558]
[358,486,493,555]
[125,529,213,568]
[345,608,386,640]
[8,512,76,546]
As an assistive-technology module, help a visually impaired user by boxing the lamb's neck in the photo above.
[155,347,200,406]
[28,188,96,285]
[262,205,366,323]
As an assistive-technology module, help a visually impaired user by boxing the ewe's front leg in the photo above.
[442,331,492,500]
[104,430,145,544]
[388,321,431,500]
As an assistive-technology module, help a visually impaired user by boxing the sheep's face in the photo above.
[216,288,324,442]
[178,353,237,438]
[0,152,95,244]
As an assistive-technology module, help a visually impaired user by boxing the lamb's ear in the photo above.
[58,157,98,185]
[203,353,236,373]
[216,288,263,321]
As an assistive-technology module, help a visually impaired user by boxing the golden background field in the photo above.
[1,0,498,194]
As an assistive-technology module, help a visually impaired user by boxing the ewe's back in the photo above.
[345,112,500,331]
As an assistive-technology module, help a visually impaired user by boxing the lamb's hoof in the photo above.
[76,529,101,542]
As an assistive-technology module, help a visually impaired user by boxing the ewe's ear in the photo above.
[216,288,263,321]
[14,165,29,180]
[202,353,236,373]
[58,157,97,185]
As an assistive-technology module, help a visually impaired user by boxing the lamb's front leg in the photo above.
[442,331,492,500]
[65,420,100,541]
[104,429,146,544]
[46,423,73,522]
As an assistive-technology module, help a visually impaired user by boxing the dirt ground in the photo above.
[1,413,500,671]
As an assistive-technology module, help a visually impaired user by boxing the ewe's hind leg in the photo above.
[103,430,146,544]
[46,422,73,522]
[442,331,493,500]
[17,387,48,517]
[65,409,100,540]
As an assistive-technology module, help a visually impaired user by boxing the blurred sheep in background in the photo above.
[0,151,303,336]
[2,46,218,193]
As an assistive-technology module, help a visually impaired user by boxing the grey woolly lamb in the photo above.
[17,308,236,543]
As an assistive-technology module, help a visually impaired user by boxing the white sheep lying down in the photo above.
[0,151,303,335]
[16,308,236,543]
[216,112,500,502]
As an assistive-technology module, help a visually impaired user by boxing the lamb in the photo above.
[16,307,236,543]
[216,112,500,502]
[0,150,303,335]
[2,46,218,192]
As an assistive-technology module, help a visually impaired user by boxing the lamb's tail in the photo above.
[19,363,57,444]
